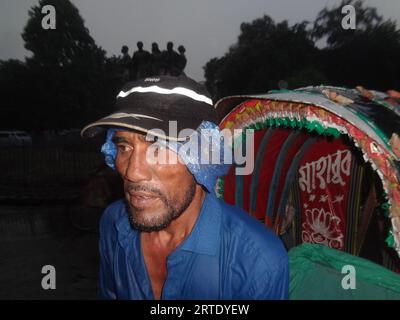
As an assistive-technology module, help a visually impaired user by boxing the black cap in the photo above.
[81,76,217,141]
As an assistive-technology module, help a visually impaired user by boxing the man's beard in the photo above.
[124,181,196,232]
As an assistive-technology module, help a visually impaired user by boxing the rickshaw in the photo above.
[214,86,400,299]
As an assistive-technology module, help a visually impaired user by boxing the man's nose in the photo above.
[124,148,151,183]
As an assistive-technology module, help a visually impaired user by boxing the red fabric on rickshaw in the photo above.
[271,132,309,224]
[223,129,268,211]
[223,128,292,221]
[297,138,353,250]
[252,129,290,221]
[223,164,236,205]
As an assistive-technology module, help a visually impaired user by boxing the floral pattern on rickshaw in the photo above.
[301,207,344,249]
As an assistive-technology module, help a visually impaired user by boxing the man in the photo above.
[149,42,163,76]
[81,76,289,300]
[162,42,180,76]
[177,45,187,76]
[120,45,131,81]
[131,41,151,80]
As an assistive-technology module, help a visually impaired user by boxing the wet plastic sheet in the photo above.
[289,243,400,300]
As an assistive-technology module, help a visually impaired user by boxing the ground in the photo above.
[0,204,99,299]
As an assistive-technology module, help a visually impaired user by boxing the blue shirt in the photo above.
[98,192,289,300]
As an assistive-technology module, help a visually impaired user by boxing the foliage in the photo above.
[204,1,400,99]
[0,0,126,130]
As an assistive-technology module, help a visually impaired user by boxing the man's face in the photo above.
[113,130,197,232]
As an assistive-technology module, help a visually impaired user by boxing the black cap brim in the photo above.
[81,112,204,141]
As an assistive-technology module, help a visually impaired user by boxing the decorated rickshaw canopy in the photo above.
[215,86,400,257]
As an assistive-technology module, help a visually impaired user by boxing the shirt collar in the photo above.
[116,192,222,257]
[115,202,135,248]
[178,191,221,256]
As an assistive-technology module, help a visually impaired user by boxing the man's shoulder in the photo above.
[216,197,288,264]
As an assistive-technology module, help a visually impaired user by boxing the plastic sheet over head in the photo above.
[100,121,231,192]
[101,128,117,170]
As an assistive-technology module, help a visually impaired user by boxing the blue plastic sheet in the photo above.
[101,122,230,192]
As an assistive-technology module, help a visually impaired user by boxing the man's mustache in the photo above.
[124,182,164,198]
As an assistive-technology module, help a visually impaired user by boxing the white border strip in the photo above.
[117,85,213,105]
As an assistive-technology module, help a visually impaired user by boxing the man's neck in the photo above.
[142,186,206,250]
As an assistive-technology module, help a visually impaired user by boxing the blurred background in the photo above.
[0,0,399,299]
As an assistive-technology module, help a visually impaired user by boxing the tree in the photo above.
[0,59,32,129]
[204,2,400,99]
[22,0,105,68]
[0,0,114,130]
[312,0,383,47]
[312,0,400,90]
[203,16,322,99]
[0,0,130,130]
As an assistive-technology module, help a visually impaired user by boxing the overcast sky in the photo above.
[1,0,399,81]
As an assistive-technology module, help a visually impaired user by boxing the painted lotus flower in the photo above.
[301,207,344,249]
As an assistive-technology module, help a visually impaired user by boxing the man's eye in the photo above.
[117,144,131,153]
